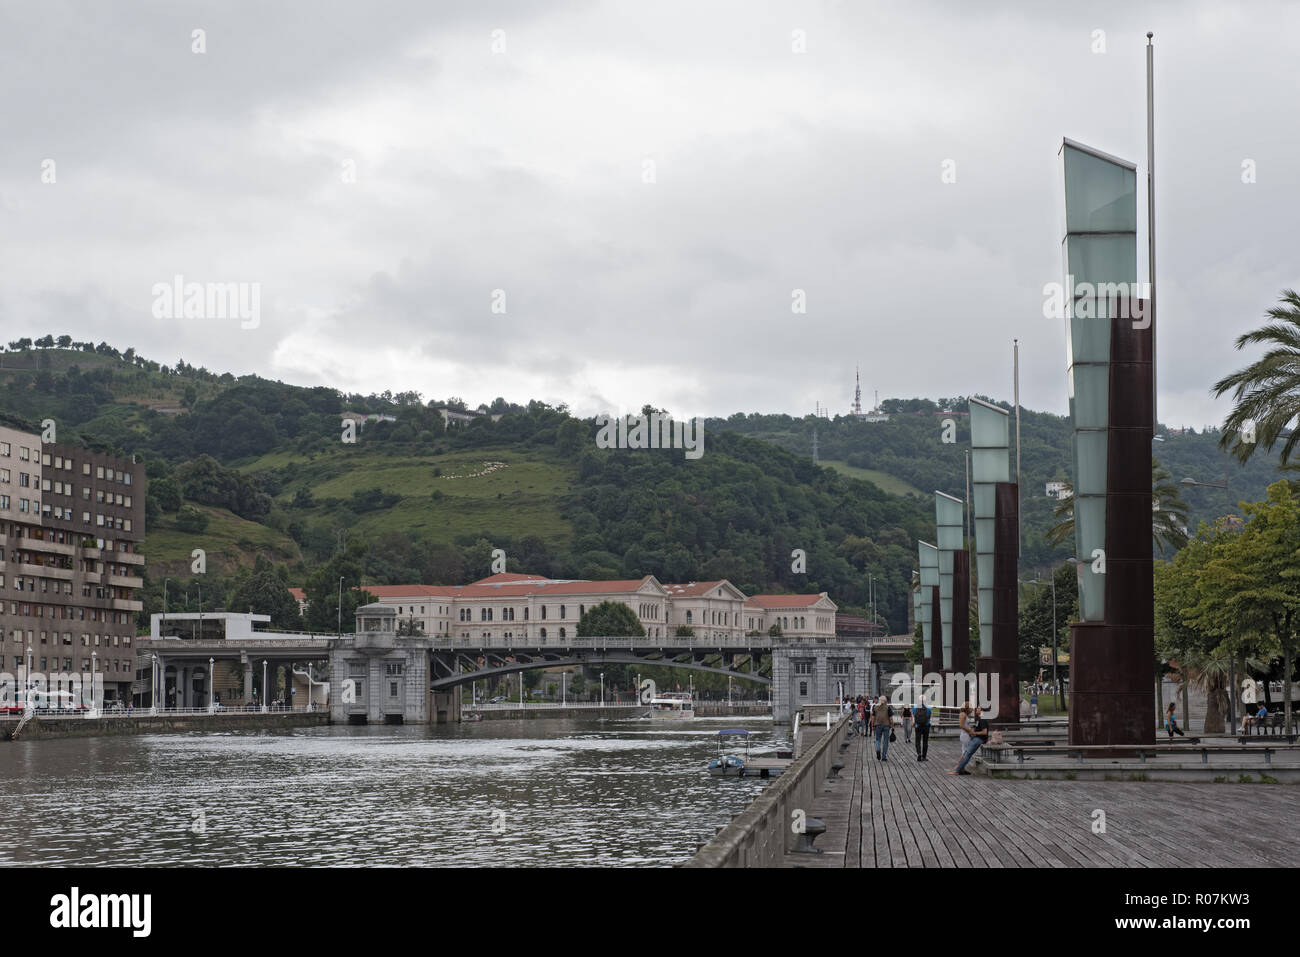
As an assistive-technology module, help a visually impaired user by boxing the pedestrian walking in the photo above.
[872,697,894,761]
[1165,702,1186,740]
[902,704,913,743]
[913,697,931,760]
[950,705,989,776]
[1030,690,1038,718]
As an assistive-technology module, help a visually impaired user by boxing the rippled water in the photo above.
[0,716,788,867]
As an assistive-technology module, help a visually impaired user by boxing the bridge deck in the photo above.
[783,732,1299,867]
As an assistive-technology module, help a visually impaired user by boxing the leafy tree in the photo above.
[227,558,302,631]
[1183,481,1300,732]
[577,601,645,637]
[303,545,375,633]
[150,475,182,512]
[1018,563,1077,685]
[674,625,694,637]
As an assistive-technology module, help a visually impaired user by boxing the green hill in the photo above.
[1,339,1289,635]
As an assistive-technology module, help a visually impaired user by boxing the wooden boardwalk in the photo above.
[783,728,1299,867]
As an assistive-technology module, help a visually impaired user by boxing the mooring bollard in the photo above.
[794,818,826,853]
[827,761,844,780]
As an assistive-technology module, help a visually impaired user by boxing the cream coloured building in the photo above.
[291,573,839,640]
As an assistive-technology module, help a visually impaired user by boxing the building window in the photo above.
[559,628,566,638]
[799,681,808,697]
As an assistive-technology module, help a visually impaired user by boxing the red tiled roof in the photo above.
[661,581,726,596]
[469,573,551,585]
[748,594,829,608]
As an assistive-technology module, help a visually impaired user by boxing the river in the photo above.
[0,715,788,867]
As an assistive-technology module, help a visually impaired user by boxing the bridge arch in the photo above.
[428,651,770,692]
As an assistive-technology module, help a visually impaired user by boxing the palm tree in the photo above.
[1046,458,1189,554]
[1212,288,1300,463]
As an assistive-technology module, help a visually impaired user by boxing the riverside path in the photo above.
[783,732,1300,867]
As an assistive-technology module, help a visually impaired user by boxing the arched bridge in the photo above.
[424,635,772,691]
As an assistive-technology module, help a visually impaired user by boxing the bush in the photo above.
[175,505,210,534]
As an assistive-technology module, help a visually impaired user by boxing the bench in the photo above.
[983,741,1292,767]
[1243,712,1292,736]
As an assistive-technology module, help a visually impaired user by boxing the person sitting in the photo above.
[1241,704,1269,734]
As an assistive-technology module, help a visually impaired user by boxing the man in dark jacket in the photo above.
[912,697,931,761]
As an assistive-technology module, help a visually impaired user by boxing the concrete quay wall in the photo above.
[684,713,851,868]
[2,712,329,740]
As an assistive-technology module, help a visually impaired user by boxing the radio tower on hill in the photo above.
[852,365,863,416]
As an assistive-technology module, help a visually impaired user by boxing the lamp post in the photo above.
[600,671,605,707]
[1025,574,1063,712]
[292,664,319,711]
[337,577,345,635]
[91,650,97,713]
[24,645,33,712]
[262,659,268,713]
[163,577,169,632]
[1181,462,1235,728]
[151,652,158,714]
[562,671,567,706]
[208,656,215,713]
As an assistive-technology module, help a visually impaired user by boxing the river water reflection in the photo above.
[0,716,789,867]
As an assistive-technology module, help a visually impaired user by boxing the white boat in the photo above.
[647,692,694,720]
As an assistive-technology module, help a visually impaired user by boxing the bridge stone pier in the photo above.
[770,642,871,723]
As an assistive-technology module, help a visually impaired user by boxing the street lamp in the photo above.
[1180,449,1231,514]
[208,656,215,713]
[91,650,97,713]
[1024,573,1063,712]
[262,659,268,713]
[600,671,605,707]
[337,577,345,635]
[151,652,159,713]
[24,645,33,712]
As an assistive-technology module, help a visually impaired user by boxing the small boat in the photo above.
[708,729,751,776]
[462,710,483,722]
[647,691,694,720]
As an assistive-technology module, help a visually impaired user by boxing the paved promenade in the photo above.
[783,730,1299,867]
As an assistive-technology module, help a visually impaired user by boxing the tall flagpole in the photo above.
[1147,33,1157,431]
[1014,338,1021,557]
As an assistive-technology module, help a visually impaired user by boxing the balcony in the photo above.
[110,599,143,612]
[16,561,74,580]
[107,574,144,589]
[25,539,76,557]
[116,551,145,566]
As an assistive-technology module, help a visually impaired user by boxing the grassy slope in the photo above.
[240,446,574,546]
[820,459,925,498]
[143,504,300,572]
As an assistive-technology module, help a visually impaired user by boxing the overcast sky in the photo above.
[3,0,1296,428]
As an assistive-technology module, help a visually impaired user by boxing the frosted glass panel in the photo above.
[973,448,1010,483]
[1074,430,1108,496]
[969,401,1009,447]
[1062,144,1137,233]
[1070,363,1110,429]
[1066,234,1138,289]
